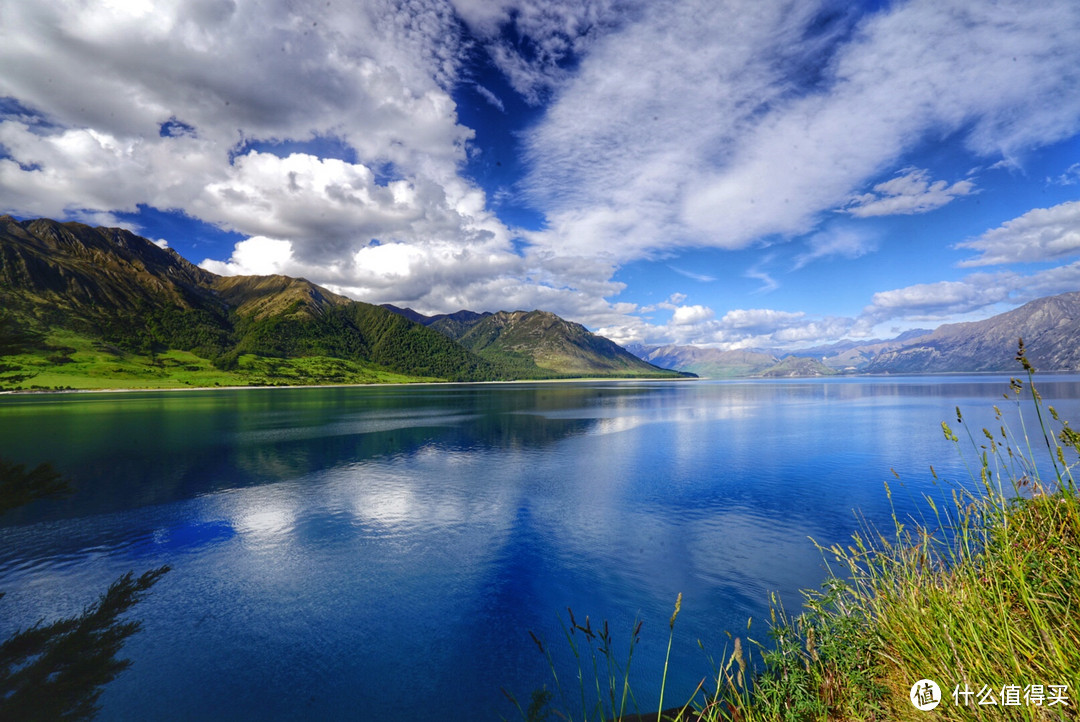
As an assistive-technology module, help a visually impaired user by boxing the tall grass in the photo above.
[514,341,1080,721]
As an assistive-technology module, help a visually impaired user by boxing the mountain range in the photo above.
[3,216,1077,390]
[631,293,1080,377]
[0,217,680,390]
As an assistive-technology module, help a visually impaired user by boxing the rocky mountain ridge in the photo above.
[632,293,1080,377]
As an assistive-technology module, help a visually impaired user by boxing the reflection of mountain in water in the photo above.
[0,384,663,524]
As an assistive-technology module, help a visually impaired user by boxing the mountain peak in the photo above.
[383,305,681,377]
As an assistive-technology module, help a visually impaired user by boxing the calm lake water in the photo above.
[2,375,1079,720]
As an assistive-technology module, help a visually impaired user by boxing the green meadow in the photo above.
[0,327,435,391]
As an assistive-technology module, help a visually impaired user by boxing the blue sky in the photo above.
[1,0,1079,350]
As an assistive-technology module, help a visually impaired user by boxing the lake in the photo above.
[2,375,1078,720]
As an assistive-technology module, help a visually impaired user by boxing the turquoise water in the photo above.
[2,376,1078,720]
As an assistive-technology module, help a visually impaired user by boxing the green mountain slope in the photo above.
[384,306,685,378]
[0,217,500,389]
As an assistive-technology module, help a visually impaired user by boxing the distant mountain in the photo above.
[635,345,779,378]
[792,329,934,370]
[758,356,837,378]
[864,292,1080,373]
[634,344,839,378]
[629,292,1080,377]
[384,306,683,378]
[0,217,501,387]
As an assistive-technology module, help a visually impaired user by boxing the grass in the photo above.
[514,341,1080,721]
[0,326,440,391]
[1,324,677,392]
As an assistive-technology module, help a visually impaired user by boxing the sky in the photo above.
[2,0,1080,350]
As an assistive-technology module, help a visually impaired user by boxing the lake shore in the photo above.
[0,374,698,396]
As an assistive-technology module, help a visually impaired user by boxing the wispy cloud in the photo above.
[527,0,1080,260]
[793,227,877,269]
[668,265,716,282]
[745,254,779,293]
[1049,162,1080,186]
[473,84,506,113]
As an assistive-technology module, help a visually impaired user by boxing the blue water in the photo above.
[2,376,1078,720]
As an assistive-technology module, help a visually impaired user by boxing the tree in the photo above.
[0,459,169,721]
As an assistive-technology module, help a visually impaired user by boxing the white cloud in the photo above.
[0,1,471,167]
[0,0,485,242]
[720,308,805,332]
[639,292,687,313]
[863,279,1011,322]
[858,261,1080,325]
[744,254,779,293]
[843,168,975,217]
[669,266,716,283]
[449,0,628,103]
[617,305,853,350]
[473,84,506,113]
[1050,163,1080,186]
[793,228,877,269]
[525,0,1080,260]
[3,0,1080,350]
[201,236,295,276]
[956,200,1080,267]
[671,305,714,325]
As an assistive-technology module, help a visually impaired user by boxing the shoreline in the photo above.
[6,369,1080,397]
[8,369,1080,397]
[0,375,697,396]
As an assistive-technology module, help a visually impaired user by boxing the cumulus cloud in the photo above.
[639,292,688,313]
[843,168,975,217]
[201,236,296,277]
[0,0,479,226]
[671,305,715,325]
[0,0,565,314]
[0,1,471,166]
[955,200,1080,267]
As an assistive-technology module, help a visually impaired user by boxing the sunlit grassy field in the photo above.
[1,327,436,391]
